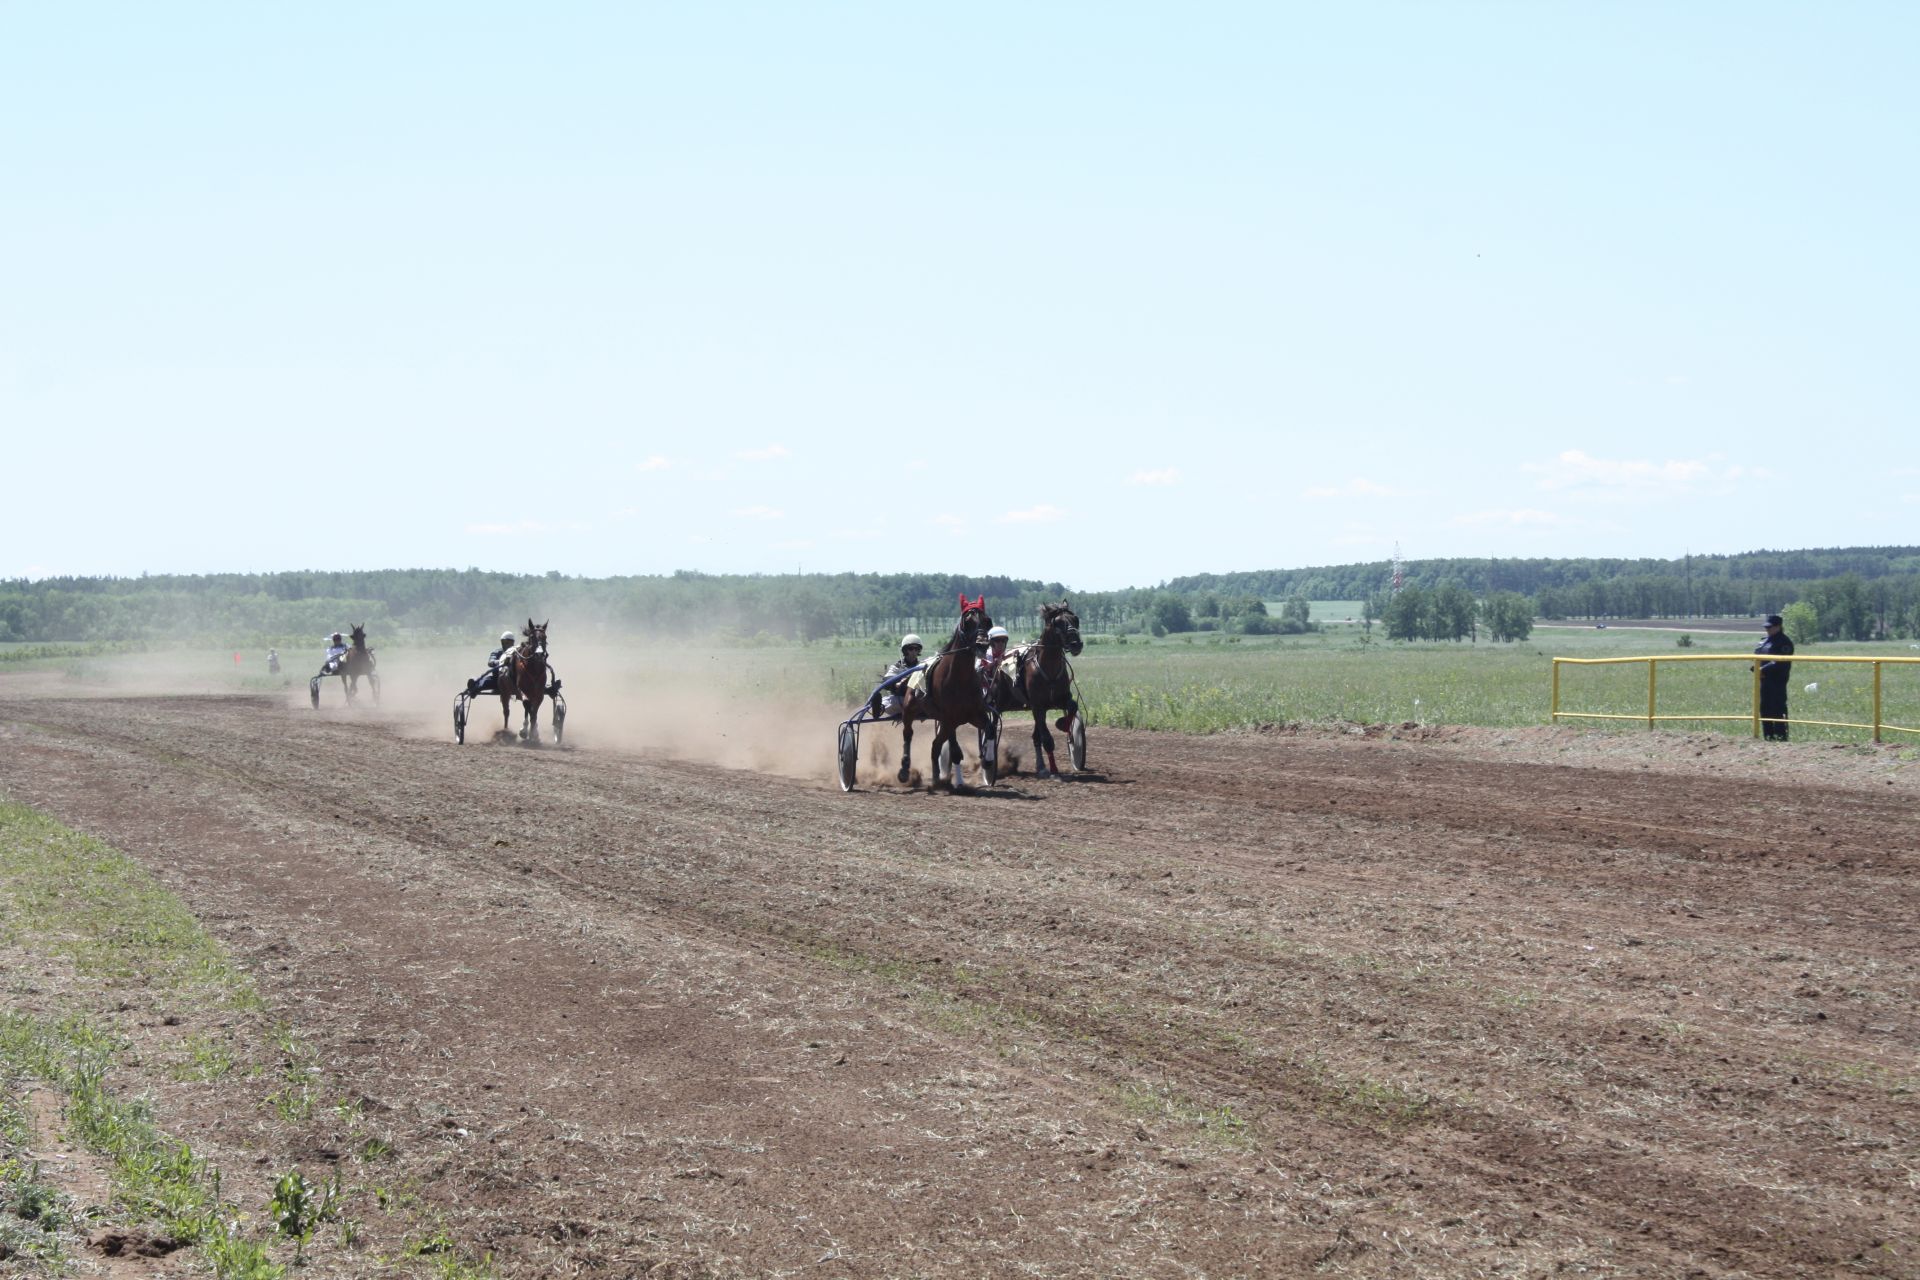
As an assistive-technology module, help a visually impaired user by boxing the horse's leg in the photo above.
[938,723,966,792]
[898,712,914,784]
[1032,707,1053,778]
[526,697,542,744]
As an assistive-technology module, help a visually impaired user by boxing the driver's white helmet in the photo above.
[500,631,515,645]
[900,634,922,651]
[987,626,1009,641]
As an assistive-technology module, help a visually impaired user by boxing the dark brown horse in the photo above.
[1003,601,1082,777]
[498,618,552,743]
[311,622,379,707]
[898,594,999,790]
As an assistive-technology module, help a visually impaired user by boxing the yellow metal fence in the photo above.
[1551,654,1920,742]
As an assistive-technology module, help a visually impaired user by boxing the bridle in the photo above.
[941,609,987,656]
[1028,610,1080,694]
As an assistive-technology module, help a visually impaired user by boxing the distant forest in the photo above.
[6,545,1920,645]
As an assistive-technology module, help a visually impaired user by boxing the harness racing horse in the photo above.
[497,618,553,744]
[898,594,999,791]
[311,623,379,707]
[1006,601,1083,777]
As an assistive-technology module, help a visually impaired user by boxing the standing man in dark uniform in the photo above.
[1756,614,1795,741]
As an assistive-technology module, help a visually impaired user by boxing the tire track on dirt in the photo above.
[3,694,1915,1278]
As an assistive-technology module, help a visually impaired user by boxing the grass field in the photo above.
[10,615,1920,746]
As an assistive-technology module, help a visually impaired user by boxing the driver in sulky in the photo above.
[318,632,349,676]
[468,630,518,696]
[978,625,1010,698]
[871,634,925,718]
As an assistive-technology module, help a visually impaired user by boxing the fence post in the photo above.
[1647,659,1657,728]
[1874,661,1883,744]
[1550,659,1561,723]
[1751,661,1762,738]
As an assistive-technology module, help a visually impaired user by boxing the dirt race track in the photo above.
[2,686,1916,1279]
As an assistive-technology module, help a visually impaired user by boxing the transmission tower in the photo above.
[1392,543,1405,595]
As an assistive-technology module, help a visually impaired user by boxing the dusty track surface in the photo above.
[2,690,1916,1278]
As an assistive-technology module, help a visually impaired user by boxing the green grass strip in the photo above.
[0,800,259,1008]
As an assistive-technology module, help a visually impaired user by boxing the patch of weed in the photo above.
[1116,1081,1256,1148]
[0,801,260,1012]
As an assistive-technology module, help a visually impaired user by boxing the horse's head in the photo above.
[1043,601,1083,656]
[523,618,549,657]
[349,623,368,651]
[951,594,989,651]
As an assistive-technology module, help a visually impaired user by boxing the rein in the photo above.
[1023,616,1081,704]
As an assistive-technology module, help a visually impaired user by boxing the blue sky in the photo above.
[3,3,1913,590]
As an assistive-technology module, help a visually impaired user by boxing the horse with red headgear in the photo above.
[898,593,1000,791]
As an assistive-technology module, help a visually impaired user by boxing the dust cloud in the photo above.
[375,643,862,784]
[3,639,997,788]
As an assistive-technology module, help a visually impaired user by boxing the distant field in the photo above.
[9,625,1920,746]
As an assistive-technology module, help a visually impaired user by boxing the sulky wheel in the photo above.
[1068,714,1088,772]
[978,715,1000,786]
[453,695,467,744]
[836,723,859,792]
[309,677,321,710]
[551,695,567,745]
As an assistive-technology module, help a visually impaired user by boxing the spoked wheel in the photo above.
[836,723,859,792]
[978,711,1001,785]
[453,695,468,744]
[369,672,381,705]
[1068,714,1087,771]
[308,677,321,710]
[551,694,567,745]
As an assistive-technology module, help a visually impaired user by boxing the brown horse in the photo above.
[311,622,379,708]
[1002,601,1082,777]
[497,618,552,743]
[899,594,999,791]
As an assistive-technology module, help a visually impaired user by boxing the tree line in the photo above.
[7,551,1920,646]
[1162,545,1920,602]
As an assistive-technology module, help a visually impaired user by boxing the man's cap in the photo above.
[1765,614,1784,626]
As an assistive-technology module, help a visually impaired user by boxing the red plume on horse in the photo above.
[897,594,1000,791]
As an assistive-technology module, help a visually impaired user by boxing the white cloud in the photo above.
[1129,468,1179,486]
[635,455,670,472]
[731,505,784,521]
[998,505,1067,525]
[734,444,791,462]
[465,520,584,535]
[1302,477,1399,499]
[1448,508,1570,528]
[1525,449,1729,498]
